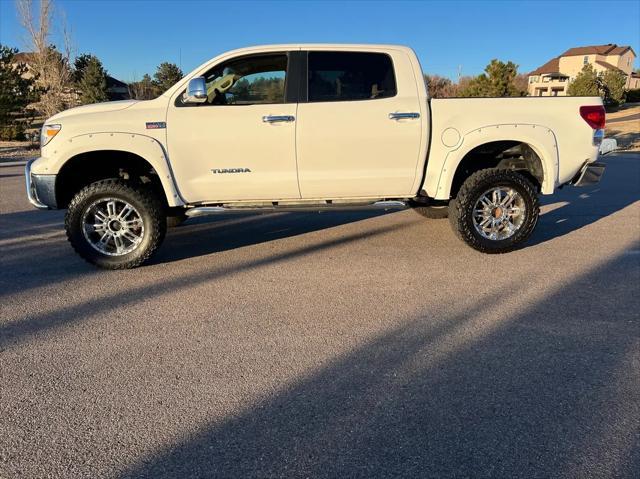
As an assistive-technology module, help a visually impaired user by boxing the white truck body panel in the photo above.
[31,98,186,206]
[427,97,601,199]
[30,43,602,208]
[294,45,426,199]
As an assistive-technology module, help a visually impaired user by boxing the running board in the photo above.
[186,200,408,218]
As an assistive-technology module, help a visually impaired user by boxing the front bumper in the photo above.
[25,158,57,209]
[571,161,606,187]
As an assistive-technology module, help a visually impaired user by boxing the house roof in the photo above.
[594,60,625,73]
[560,44,635,57]
[529,57,562,75]
[12,52,36,63]
[106,76,128,88]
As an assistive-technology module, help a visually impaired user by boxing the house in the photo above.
[12,52,131,102]
[105,76,130,101]
[528,44,639,97]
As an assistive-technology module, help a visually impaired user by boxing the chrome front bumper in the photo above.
[25,158,56,209]
[571,161,606,187]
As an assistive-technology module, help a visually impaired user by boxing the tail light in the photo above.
[580,105,606,129]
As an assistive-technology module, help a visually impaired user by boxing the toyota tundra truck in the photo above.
[25,44,606,269]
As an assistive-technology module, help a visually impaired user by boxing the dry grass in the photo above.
[606,103,640,151]
[0,140,39,163]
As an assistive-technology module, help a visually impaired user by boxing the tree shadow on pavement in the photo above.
[0,219,411,349]
[118,244,640,479]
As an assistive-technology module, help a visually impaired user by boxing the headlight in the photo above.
[41,124,62,147]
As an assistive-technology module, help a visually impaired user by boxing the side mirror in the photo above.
[183,77,207,104]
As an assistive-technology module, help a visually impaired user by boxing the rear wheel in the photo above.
[449,169,539,253]
[65,179,166,269]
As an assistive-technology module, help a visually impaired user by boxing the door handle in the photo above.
[388,112,420,120]
[262,115,295,123]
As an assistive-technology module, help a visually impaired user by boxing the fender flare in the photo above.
[432,124,559,200]
[54,132,185,207]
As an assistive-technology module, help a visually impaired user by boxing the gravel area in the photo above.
[0,141,39,163]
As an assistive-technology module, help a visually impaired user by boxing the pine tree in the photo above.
[567,64,600,97]
[0,44,39,140]
[600,69,626,106]
[153,62,183,94]
[78,55,108,104]
[460,59,525,97]
[74,53,94,82]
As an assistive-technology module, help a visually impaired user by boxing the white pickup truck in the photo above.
[26,44,606,269]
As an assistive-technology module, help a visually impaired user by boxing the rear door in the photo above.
[296,49,423,198]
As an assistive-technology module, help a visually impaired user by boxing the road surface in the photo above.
[1,154,639,478]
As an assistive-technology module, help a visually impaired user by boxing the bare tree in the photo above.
[16,0,75,117]
[424,74,456,98]
[514,73,529,96]
[128,73,157,100]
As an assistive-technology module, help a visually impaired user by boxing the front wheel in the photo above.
[65,179,167,269]
[449,169,539,254]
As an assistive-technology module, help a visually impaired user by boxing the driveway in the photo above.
[1,154,639,478]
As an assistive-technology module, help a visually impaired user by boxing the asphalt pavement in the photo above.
[1,154,639,478]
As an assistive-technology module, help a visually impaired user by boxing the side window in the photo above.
[202,54,287,105]
[308,51,396,102]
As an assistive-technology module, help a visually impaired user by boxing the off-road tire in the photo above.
[412,204,449,219]
[65,179,166,269]
[449,169,539,254]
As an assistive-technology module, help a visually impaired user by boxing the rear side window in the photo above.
[308,51,396,102]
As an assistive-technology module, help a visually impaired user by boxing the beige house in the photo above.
[528,44,639,97]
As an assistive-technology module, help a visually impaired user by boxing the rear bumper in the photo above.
[571,161,606,187]
[25,158,57,209]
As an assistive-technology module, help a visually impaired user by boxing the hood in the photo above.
[47,100,139,122]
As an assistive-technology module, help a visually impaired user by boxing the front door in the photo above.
[296,50,423,199]
[167,52,300,203]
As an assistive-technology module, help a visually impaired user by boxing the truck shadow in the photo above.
[118,244,640,478]
[0,208,392,299]
[153,210,391,264]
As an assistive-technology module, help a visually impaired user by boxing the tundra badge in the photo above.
[211,168,252,174]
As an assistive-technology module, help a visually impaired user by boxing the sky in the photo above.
[1,0,639,82]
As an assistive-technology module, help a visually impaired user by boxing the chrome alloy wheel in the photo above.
[82,198,145,256]
[472,187,526,241]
